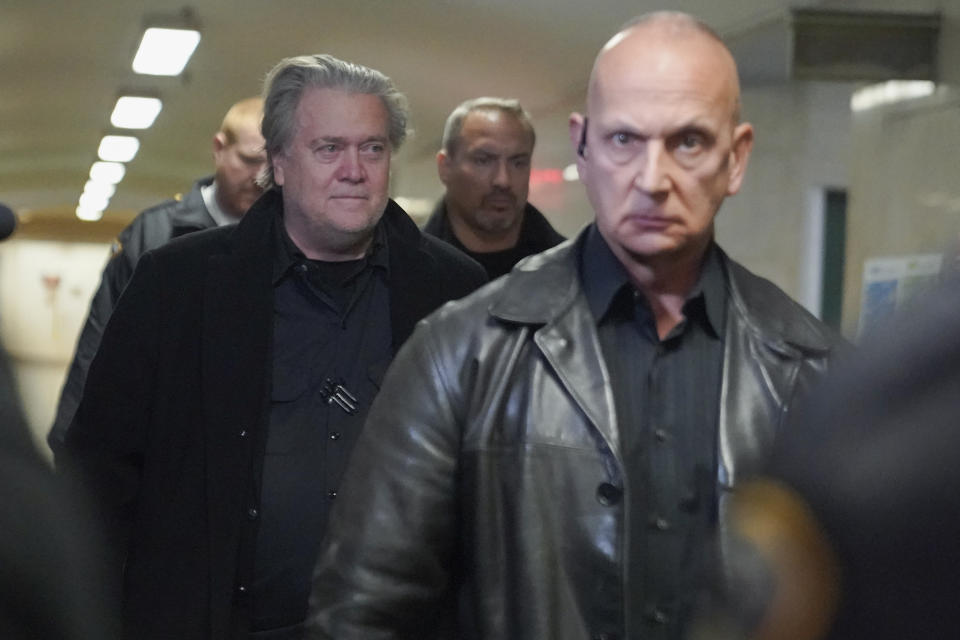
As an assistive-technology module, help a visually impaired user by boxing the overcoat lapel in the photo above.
[383,201,442,348]
[200,198,276,634]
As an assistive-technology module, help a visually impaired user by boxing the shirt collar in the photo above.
[271,207,389,285]
[200,181,241,227]
[579,224,726,337]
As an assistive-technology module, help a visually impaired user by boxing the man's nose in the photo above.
[634,140,671,194]
[492,160,511,188]
[337,148,364,182]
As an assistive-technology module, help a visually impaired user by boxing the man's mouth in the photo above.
[483,194,515,209]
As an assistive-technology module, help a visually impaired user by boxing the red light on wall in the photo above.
[530,168,564,185]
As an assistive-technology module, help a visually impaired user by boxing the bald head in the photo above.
[569,11,754,276]
[213,97,267,218]
[589,11,742,125]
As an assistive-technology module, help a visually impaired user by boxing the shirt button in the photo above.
[329,431,341,441]
[644,606,669,625]
[654,429,667,442]
[296,263,308,273]
[327,490,338,500]
[237,584,248,595]
[247,507,259,520]
[596,483,622,506]
[239,429,247,438]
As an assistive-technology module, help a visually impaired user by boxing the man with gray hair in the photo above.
[424,97,564,279]
[62,54,485,640]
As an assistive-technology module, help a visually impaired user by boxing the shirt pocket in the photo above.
[266,364,313,454]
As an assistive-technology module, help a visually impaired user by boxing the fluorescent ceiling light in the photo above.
[98,135,140,162]
[851,80,936,112]
[79,191,111,212]
[90,161,126,184]
[111,96,163,129]
[83,180,116,200]
[132,27,201,76]
[76,205,104,222]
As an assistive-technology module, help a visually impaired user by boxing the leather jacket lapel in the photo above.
[492,233,623,466]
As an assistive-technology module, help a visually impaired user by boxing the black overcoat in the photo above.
[64,190,486,639]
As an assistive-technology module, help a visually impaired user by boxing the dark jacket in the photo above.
[62,190,487,640]
[308,229,845,640]
[422,199,564,276]
[49,177,217,454]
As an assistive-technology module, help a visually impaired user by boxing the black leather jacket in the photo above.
[308,229,845,640]
[48,178,216,455]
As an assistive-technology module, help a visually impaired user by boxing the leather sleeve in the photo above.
[48,230,141,456]
[306,318,462,639]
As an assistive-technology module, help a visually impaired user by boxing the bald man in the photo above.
[49,97,267,455]
[307,12,844,640]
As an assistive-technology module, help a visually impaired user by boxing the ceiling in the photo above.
[1,0,821,234]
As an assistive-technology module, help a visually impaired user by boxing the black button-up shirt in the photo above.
[250,216,392,634]
[580,226,726,640]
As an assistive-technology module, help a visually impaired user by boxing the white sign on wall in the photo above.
[0,239,110,363]
[858,253,943,338]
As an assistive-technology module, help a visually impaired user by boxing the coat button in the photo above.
[596,483,622,506]
[327,490,337,500]
[247,507,259,520]
[239,429,247,438]
[649,515,670,531]
[329,431,341,441]
[592,633,618,640]
[654,429,668,442]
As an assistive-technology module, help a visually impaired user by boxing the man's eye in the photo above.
[317,144,338,154]
[362,143,385,155]
[612,132,633,146]
[471,155,493,166]
[679,133,702,149]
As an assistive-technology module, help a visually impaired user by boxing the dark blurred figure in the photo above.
[48,97,266,456]
[723,272,960,640]
[0,214,114,639]
[424,97,564,279]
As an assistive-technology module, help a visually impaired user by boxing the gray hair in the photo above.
[257,53,410,190]
[440,97,535,157]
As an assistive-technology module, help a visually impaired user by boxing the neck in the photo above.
[617,238,711,340]
[446,200,523,253]
[211,182,242,221]
[283,213,373,262]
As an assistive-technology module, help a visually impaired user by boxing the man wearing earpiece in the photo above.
[309,11,844,640]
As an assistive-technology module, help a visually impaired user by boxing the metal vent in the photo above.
[790,8,941,82]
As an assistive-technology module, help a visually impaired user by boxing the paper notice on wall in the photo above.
[858,253,943,337]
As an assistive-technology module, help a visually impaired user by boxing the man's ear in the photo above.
[436,149,451,186]
[726,122,754,196]
[212,131,229,165]
[569,113,586,158]
[273,151,286,187]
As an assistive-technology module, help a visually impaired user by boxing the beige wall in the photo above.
[0,240,110,450]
